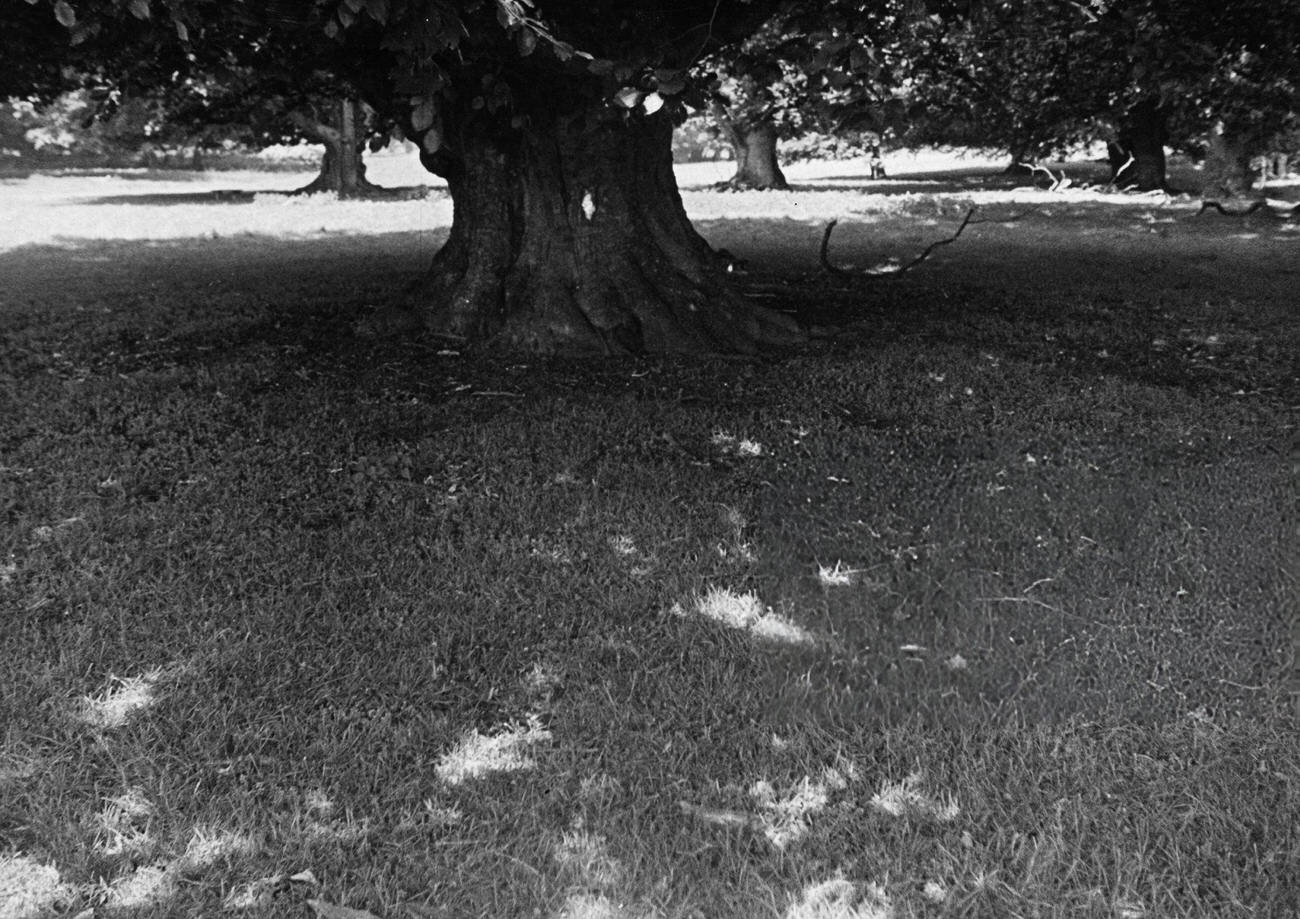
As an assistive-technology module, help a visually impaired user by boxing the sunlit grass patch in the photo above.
[103,863,176,910]
[675,586,817,646]
[553,825,624,890]
[76,669,165,729]
[555,891,643,919]
[712,431,765,457]
[94,787,155,858]
[869,771,960,823]
[222,875,283,911]
[0,751,40,784]
[96,826,256,910]
[0,855,71,919]
[435,715,553,785]
[784,878,893,919]
[816,561,862,587]
[750,767,852,850]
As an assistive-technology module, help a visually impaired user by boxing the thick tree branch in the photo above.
[1015,162,1071,191]
[287,107,340,146]
[820,208,978,279]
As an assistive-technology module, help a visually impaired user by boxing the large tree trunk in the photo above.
[718,119,789,190]
[1201,120,1255,199]
[1109,100,1167,191]
[383,112,801,355]
[291,98,380,198]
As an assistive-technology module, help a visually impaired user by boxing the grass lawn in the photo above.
[1,154,1297,919]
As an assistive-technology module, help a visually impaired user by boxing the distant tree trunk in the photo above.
[1201,120,1255,199]
[1004,140,1035,175]
[717,118,789,190]
[1110,100,1167,190]
[290,97,380,197]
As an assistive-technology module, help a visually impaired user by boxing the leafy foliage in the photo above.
[22,0,790,162]
[891,0,1299,159]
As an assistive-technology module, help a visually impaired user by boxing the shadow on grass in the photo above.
[2,212,1294,408]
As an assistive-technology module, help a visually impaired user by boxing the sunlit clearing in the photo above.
[0,174,449,251]
[817,561,861,587]
[102,788,153,821]
[106,864,176,909]
[178,826,258,871]
[223,876,283,912]
[751,761,858,849]
[579,773,623,803]
[555,892,641,919]
[0,855,70,919]
[305,788,335,817]
[0,753,40,784]
[101,828,256,911]
[712,431,765,457]
[1114,898,1148,918]
[78,668,165,729]
[608,534,638,556]
[95,788,155,857]
[303,815,370,844]
[922,880,948,905]
[435,715,552,785]
[870,771,960,822]
[523,662,564,703]
[785,878,893,919]
[554,827,624,889]
[750,777,829,849]
[677,587,817,646]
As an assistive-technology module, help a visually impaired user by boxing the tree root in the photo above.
[820,208,977,279]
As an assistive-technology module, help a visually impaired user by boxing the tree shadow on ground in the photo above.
[2,213,1294,413]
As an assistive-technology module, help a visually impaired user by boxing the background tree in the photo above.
[699,1,913,190]
[699,16,811,190]
[847,0,1298,193]
[158,66,394,195]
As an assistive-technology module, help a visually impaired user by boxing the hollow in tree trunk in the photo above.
[1201,120,1255,199]
[291,98,381,198]
[1109,100,1167,191]
[717,118,789,190]
[380,111,802,355]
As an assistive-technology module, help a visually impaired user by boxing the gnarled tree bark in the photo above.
[381,110,801,355]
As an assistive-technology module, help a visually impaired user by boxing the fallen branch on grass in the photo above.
[1195,200,1300,219]
[819,207,977,279]
[1016,162,1072,191]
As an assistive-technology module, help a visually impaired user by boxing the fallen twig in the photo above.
[1016,161,1071,191]
[1195,199,1298,219]
[820,207,978,279]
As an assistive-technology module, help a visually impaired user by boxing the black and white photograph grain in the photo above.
[2,2,1297,917]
